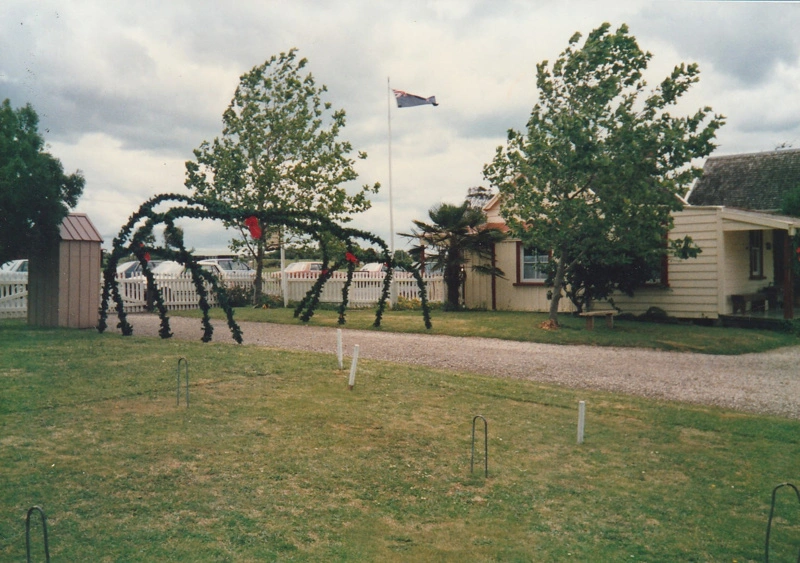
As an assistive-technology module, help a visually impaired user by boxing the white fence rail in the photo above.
[0,272,444,318]
[113,274,258,313]
[0,273,28,318]
[261,272,445,304]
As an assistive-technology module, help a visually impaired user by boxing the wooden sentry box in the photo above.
[28,213,103,328]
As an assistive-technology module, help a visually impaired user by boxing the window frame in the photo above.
[644,236,670,287]
[749,230,765,280]
[514,241,549,286]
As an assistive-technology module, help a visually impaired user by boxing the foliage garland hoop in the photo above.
[98,194,432,343]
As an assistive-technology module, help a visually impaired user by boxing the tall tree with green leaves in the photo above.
[484,23,723,327]
[0,99,85,266]
[185,49,379,300]
[402,195,505,310]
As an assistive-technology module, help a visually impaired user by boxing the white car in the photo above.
[151,259,254,280]
[357,262,410,277]
[116,260,161,278]
[271,261,323,278]
[358,262,389,273]
[149,260,183,276]
[197,259,253,279]
[0,259,28,273]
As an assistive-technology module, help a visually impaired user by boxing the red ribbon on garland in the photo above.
[139,243,151,262]
[244,216,262,239]
[345,251,358,264]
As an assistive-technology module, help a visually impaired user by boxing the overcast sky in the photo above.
[2,1,800,254]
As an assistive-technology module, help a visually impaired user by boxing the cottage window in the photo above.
[517,243,549,283]
[749,230,764,279]
[645,239,670,287]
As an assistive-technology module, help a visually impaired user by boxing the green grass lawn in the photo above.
[1,321,798,561]
[172,305,800,355]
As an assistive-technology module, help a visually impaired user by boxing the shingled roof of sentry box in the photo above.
[687,148,800,211]
[59,213,104,243]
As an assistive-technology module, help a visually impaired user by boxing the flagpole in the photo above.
[387,76,395,259]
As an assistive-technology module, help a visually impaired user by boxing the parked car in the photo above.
[116,260,161,278]
[270,261,323,278]
[151,260,186,276]
[148,259,253,281]
[358,262,389,274]
[0,259,28,273]
[197,259,253,278]
[357,262,410,277]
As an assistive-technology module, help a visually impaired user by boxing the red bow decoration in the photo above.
[139,243,151,262]
[321,269,329,276]
[244,216,262,239]
[345,251,358,264]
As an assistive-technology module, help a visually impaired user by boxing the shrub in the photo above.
[392,296,442,311]
[226,285,254,307]
[256,293,284,309]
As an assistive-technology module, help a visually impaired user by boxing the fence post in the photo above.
[348,345,359,390]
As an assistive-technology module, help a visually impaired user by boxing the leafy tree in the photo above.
[0,99,84,265]
[402,196,505,310]
[780,184,800,218]
[185,49,379,301]
[484,23,722,327]
[780,185,800,292]
[465,186,494,209]
[163,224,185,250]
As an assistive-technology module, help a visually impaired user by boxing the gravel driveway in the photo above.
[120,314,800,420]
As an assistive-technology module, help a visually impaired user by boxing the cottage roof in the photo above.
[687,148,800,211]
[60,213,103,243]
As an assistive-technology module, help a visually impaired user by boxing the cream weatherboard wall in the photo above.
[465,194,575,313]
[612,207,723,319]
[464,241,576,313]
[467,206,771,319]
[466,202,800,319]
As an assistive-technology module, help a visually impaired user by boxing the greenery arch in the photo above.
[97,194,432,343]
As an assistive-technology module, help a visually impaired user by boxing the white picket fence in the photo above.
[261,272,445,304]
[0,273,28,318]
[0,272,444,317]
[113,273,258,313]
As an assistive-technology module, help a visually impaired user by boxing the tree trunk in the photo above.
[545,248,568,329]
[253,238,265,304]
[444,245,462,310]
[445,267,461,310]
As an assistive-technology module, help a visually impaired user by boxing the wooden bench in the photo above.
[730,293,766,315]
[579,310,617,330]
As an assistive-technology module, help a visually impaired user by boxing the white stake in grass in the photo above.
[348,344,360,390]
[336,329,343,369]
[577,400,586,444]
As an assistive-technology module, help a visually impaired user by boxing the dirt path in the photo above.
[120,314,800,419]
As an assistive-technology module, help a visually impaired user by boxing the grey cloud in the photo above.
[632,3,800,86]
[455,106,529,141]
[739,113,800,135]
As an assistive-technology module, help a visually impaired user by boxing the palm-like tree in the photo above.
[402,200,505,310]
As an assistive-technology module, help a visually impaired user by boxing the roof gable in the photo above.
[688,148,800,211]
[60,213,103,243]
